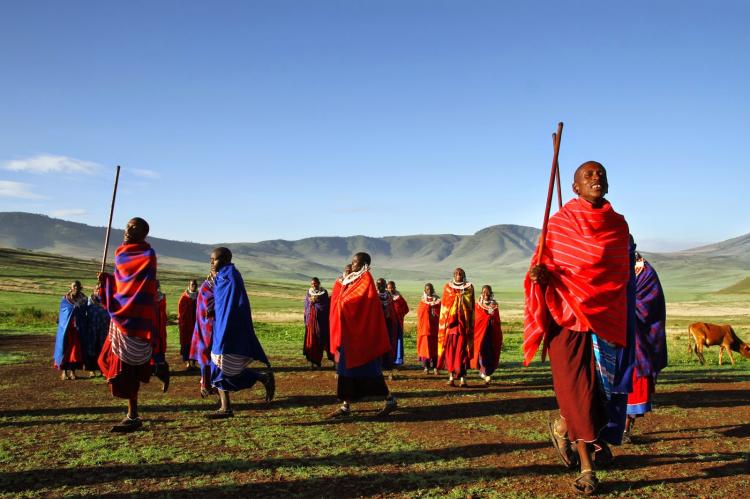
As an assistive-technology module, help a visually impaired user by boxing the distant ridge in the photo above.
[0,212,540,284]
[2,211,749,291]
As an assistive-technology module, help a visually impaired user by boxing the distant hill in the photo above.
[718,276,750,294]
[1,211,748,292]
[0,212,540,285]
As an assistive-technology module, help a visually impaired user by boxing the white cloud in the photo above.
[0,180,45,199]
[50,208,87,218]
[130,168,160,179]
[3,154,101,175]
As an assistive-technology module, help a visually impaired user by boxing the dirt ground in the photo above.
[1,333,749,498]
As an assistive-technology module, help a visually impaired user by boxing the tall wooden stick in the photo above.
[553,133,562,209]
[100,165,121,273]
[535,122,564,265]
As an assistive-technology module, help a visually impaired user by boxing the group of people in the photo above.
[51,159,668,496]
[303,269,503,387]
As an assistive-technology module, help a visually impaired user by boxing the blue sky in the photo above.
[1,1,748,251]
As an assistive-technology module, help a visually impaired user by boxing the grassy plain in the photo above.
[0,247,749,497]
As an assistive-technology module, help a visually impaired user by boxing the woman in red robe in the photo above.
[416,283,440,374]
[437,268,475,387]
[327,253,396,418]
[472,285,503,385]
[178,280,198,369]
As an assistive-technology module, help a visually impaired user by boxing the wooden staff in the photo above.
[100,165,121,273]
[553,133,562,209]
[535,122,564,265]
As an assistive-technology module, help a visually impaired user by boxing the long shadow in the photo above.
[292,395,558,426]
[0,402,217,418]
[657,389,750,409]
[0,441,550,493]
[83,451,749,498]
[658,368,750,385]
[607,452,749,493]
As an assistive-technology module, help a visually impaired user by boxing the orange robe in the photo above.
[437,282,475,375]
[416,296,440,361]
[330,270,391,369]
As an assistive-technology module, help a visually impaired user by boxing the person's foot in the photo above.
[446,379,455,386]
[69,371,78,380]
[206,408,234,419]
[459,377,467,387]
[375,398,398,418]
[60,371,67,381]
[433,368,439,375]
[621,430,632,444]
[572,470,598,495]
[388,372,394,381]
[484,375,491,386]
[261,371,275,402]
[154,362,170,393]
[200,386,218,399]
[326,405,351,419]
[423,367,429,373]
[111,415,143,433]
[548,417,578,469]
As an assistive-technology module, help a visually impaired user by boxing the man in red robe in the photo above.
[416,283,440,374]
[437,268,475,387]
[178,280,199,370]
[525,161,630,494]
[97,217,170,433]
[327,252,396,418]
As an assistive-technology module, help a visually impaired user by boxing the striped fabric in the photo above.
[99,242,157,342]
[210,353,251,377]
[109,321,152,366]
[523,197,630,365]
[592,335,617,399]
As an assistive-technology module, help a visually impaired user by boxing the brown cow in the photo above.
[688,322,750,366]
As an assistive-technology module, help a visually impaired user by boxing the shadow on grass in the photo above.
[10,450,744,497]
[658,367,750,385]
[658,389,750,409]
[290,395,557,426]
[0,441,553,494]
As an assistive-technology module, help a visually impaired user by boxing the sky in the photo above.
[1,1,748,251]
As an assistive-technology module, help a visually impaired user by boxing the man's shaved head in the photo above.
[573,161,605,181]
[210,247,232,273]
[124,217,150,243]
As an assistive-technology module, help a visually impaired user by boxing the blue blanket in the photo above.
[53,296,87,367]
[211,263,269,366]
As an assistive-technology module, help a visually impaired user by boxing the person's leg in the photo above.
[128,398,138,419]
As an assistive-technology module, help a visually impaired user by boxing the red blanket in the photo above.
[523,198,630,365]
[178,292,197,347]
[330,271,391,369]
[416,299,440,359]
[392,294,409,327]
[99,242,157,342]
[472,302,502,370]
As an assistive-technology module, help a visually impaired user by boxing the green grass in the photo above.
[2,247,750,498]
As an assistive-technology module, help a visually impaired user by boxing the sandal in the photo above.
[572,470,598,495]
[326,406,351,419]
[206,408,234,419]
[111,415,143,433]
[262,371,275,402]
[548,418,578,469]
[374,398,398,418]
